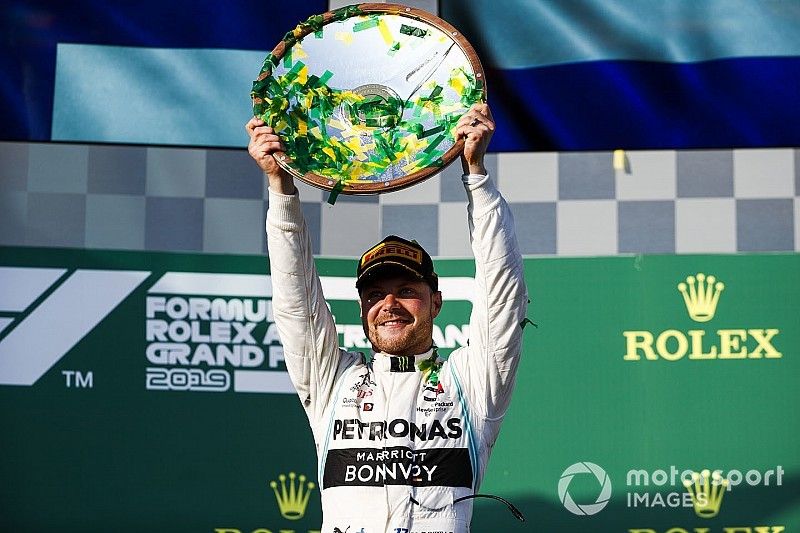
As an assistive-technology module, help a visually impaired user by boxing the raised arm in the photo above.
[247,118,345,425]
[449,105,529,420]
[247,117,295,195]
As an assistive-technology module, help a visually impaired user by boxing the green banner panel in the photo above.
[0,246,797,532]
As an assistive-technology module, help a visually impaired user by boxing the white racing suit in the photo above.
[266,174,528,533]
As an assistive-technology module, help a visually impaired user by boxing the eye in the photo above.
[399,287,417,297]
[365,290,384,301]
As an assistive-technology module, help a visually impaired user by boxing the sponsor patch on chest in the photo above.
[323,445,473,488]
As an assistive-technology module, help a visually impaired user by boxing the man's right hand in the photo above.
[245,117,296,195]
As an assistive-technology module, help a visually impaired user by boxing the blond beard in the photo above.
[366,312,434,355]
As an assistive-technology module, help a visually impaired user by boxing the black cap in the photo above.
[356,235,438,291]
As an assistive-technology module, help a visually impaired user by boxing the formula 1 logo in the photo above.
[0,267,150,386]
[0,266,476,394]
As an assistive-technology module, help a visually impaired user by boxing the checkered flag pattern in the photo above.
[1,142,797,257]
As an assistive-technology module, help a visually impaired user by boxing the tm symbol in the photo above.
[62,370,93,388]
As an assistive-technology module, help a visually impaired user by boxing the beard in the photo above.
[366,311,434,356]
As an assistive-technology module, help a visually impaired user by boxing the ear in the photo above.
[431,290,443,319]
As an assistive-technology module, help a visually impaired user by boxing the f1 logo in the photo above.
[0,267,149,386]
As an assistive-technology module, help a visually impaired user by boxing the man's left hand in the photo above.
[456,103,495,175]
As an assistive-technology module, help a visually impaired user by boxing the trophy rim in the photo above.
[254,2,486,195]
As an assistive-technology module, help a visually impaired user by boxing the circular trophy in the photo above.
[251,3,485,197]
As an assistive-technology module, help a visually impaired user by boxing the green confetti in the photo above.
[327,179,346,205]
[353,16,380,32]
[415,85,445,120]
[462,78,485,106]
[420,124,445,138]
[251,77,270,95]
[400,24,428,38]
[299,13,325,35]
[282,60,305,83]
[346,94,402,128]
[261,53,276,71]
[330,5,364,22]
[424,133,446,154]
[418,348,444,383]
[318,70,334,86]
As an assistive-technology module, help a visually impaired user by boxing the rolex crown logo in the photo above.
[683,469,728,518]
[270,472,315,520]
[677,273,724,322]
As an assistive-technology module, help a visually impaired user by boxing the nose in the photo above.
[381,292,400,310]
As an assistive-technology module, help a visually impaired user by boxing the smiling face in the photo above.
[359,273,442,356]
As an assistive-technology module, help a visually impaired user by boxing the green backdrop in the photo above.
[0,246,797,532]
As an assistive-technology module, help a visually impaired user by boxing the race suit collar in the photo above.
[371,348,435,373]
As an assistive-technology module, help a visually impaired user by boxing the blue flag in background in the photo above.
[0,0,326,145]
[3,1,799,151]
[441,0,800,151]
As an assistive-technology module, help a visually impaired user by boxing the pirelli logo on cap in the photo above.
[361,241,423,267]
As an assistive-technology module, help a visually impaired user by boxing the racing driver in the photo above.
[246,103,529,533]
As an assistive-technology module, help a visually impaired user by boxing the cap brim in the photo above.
[356,261,425,289]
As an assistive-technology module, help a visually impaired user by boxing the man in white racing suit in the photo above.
[246,103,528,533]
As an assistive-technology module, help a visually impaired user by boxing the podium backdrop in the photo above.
[2,2,799,531]
[1,246,797,532]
